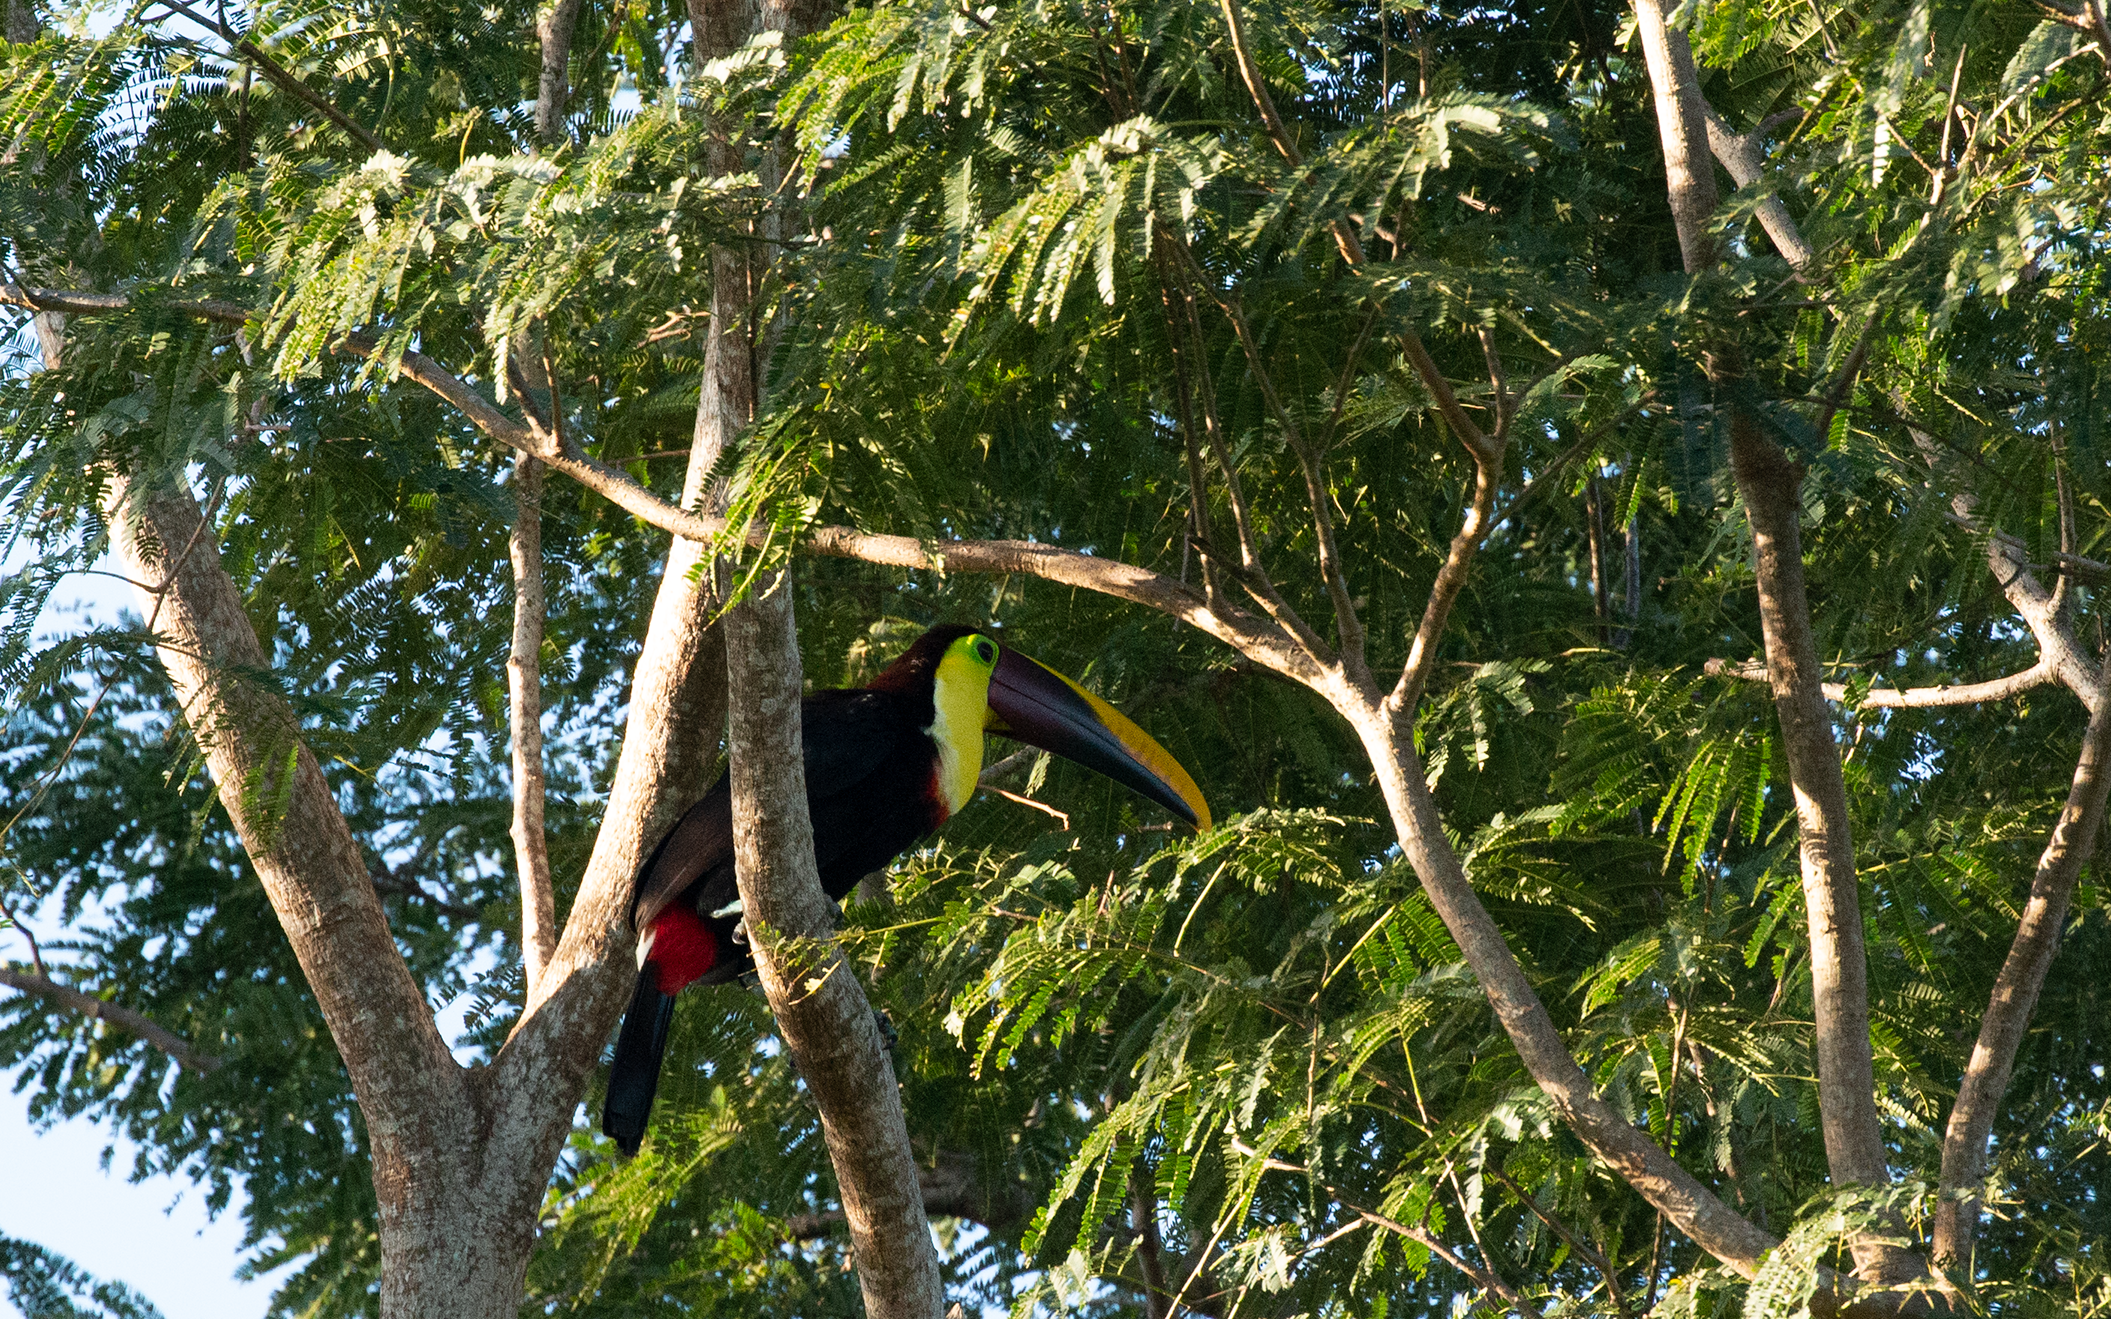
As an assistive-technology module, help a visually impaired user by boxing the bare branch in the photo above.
[535,0,588,145]
[1701,107,1815,269]
[1935,647,2111,1266]
[1604,0,1918,1287]
[1729,381,1903,1278]
[1631,0,1719,267]
[1477,325,1513,436]
[1152,244,1228,609]
[1908,423,2102,710]
[367,858,482,921]
[1,284,1329,689]
[1358,711,1788,1280]
[2035,0,2111,65]
[508,452,557,994]
[1214,0,1300,168]
[1707,656,2057,708]
[1386,456,1500,718]
[0,887,49,980]
[0,966,222,1072]
[1229,1137,1528,1316]
[1,284,249,322]
[784,1149,1039,1240]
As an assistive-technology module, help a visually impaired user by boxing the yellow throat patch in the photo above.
[929,634,998,813]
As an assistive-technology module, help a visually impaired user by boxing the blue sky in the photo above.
[3,569,289,1319]
[0,1089,286,1319]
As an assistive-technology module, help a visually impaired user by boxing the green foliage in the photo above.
[0,1234,165,1319]
[4,0,2111,1313]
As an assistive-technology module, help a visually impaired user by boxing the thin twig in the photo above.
[0,966,222,1072]
[1486,1165,1631,1317]
[147,0,386,154]
[987,787,1069,829]
[1172,243,1364,674]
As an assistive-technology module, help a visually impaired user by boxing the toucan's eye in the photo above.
[974,639,996,664]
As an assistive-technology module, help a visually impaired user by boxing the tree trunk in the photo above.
[723,582,947,1319]
[95,336,735,1319]
[1631,0,1915,1284]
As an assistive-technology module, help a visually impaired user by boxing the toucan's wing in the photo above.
[797,690,904,788]
[630,785,735,933]
[794,690,909,878]
[630,690,907,931]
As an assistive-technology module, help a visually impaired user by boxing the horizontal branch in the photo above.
[2,284,250,323]
[783,1150,1040,1239]
[0,282,1321,687]
[0,966,222,1072]
[367,868,482,920]
[1707,657,2057,708]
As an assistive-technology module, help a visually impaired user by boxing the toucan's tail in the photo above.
[603,970,678,1156]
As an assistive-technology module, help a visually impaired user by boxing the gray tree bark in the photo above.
[508,451,558,995]
[1630,0,1915,1285]
[724,582,946,1319]
[1933,657,2111,1266]
[534,0,587,145]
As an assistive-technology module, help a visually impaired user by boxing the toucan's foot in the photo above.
[872,1007,899,1055]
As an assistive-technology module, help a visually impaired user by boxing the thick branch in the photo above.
[508,453,557,995]
[0,966,222,1072]
[1702,109,1816,270]
[1728,400,1902,1267]
[1706,657,2057,708]
[1131,1166,1174,1319]
[1387,455,1500,717]
[1910,426,2102,711]
[1357,707,1784,1278]
[98,475,515,1315]
[1617,0,1917,1288]
[784,1148,1039,1239]
[104,478,451,1100]
[725,581,944,1319]
[1631,0,1719,269]
[1933,649,2111,1266]
[534,0,588,145]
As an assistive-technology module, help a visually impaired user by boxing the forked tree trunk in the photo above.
[99,437,735,1319]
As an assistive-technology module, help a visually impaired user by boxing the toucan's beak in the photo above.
[985,649,1212,831]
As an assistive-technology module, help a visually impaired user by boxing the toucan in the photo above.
[602,625,1211,1154]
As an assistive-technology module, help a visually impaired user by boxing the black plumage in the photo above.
[604,629,970,1155]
